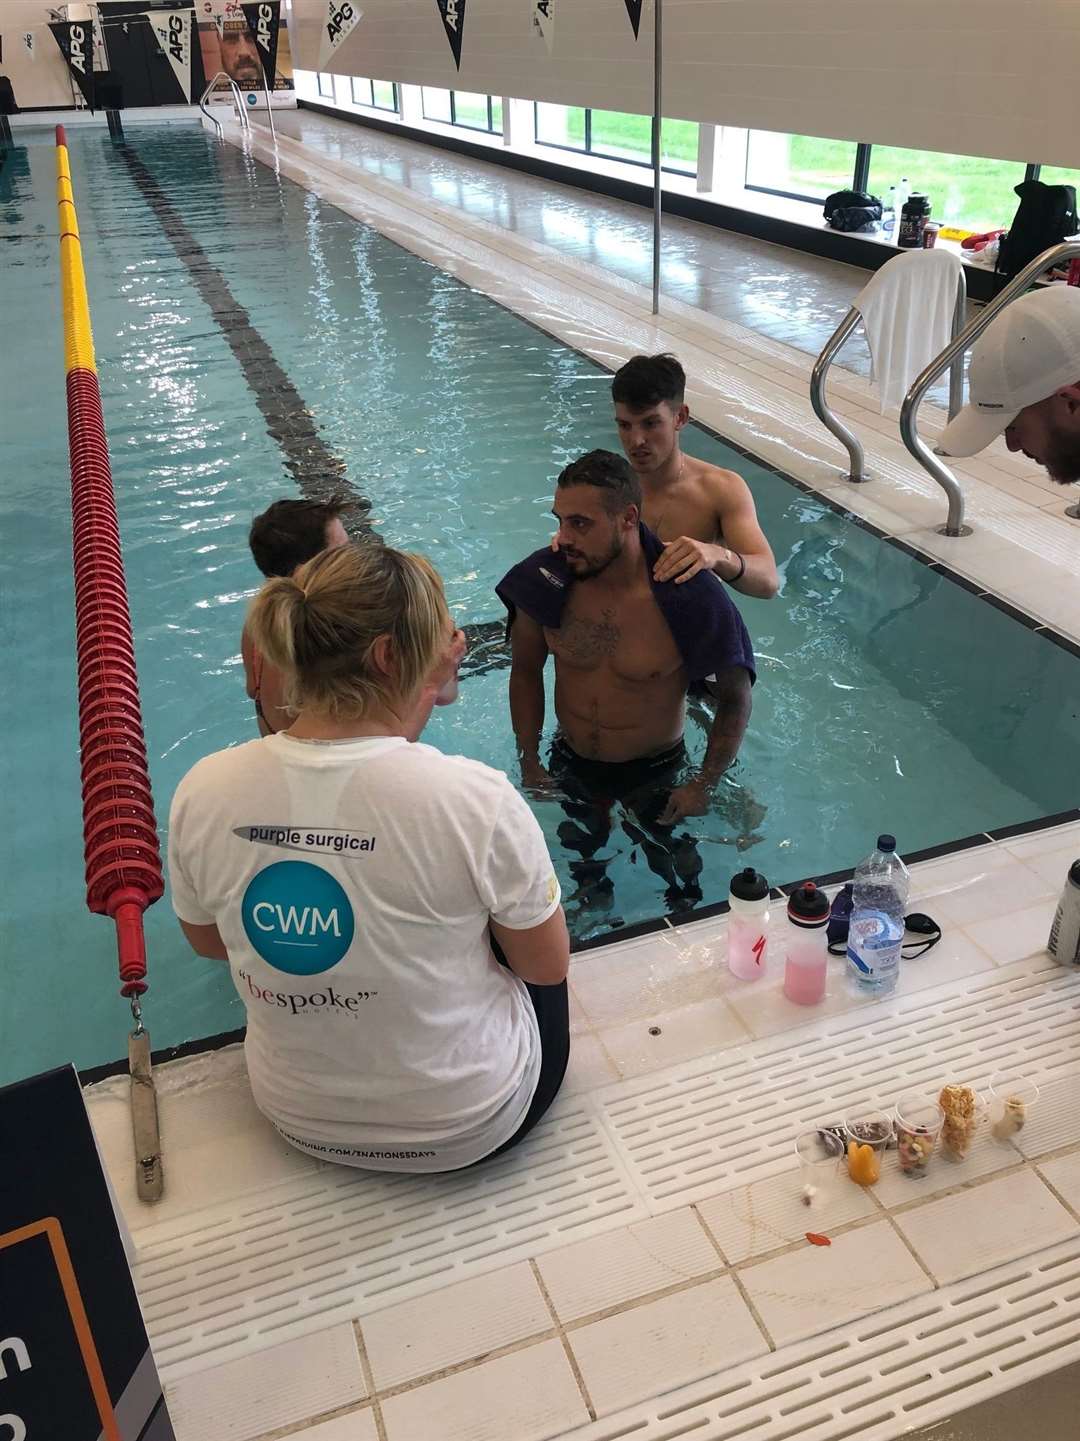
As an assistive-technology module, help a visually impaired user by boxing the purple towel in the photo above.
[496,524,756,685]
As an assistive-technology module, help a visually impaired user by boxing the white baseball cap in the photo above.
[937,284,1080,457]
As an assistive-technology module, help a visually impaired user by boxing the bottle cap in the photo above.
[787,881,831,928]
[877,834,897,853]
[1069,860,1080,888]
[730,867,769,902]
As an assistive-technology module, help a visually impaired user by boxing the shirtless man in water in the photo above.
[499,451,754,909]
[612,353,780,600]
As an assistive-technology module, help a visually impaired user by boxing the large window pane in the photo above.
[746,131,857,201]
[349,77,373,106]
[317,72,335,99]
[535,103,586,151]
[372,81,398,112]
[453,90,498,132]
[421,87,452,123]
[589,110,698,174]
[867,146,1026,231]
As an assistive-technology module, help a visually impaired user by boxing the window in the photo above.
[867,146,1026,232]
[349,77,399,112]
[317,72,335,100]
[422,88,503,134]
[745,131,859,202]
[1035,166,1079,194]
[534,104,698,176]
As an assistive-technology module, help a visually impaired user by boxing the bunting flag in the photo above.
[435,0,466,70]
[532,0,554,52]
[317,0,363,70]
[624,0,644,40]
[48,20,96,109]
[143,8,194,102]
[240,1,282,85]
[23,31,36,62]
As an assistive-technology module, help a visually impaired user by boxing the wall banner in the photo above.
[48,20,96,108]
[317,1,363,70]
[435,0,466,70]
[240,1,282,85]
[142,8,194,102]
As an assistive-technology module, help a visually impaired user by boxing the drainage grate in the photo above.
[137,1102,644,1378]
[601,957,1080,1209]
[566,1235,1080,1441]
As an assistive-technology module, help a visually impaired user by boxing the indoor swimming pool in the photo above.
[3,121,1080,1082]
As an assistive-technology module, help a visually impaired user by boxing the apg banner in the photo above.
[48,20,96,109]
[143,8,194,102]
[624,0,644,40]
[317,0,363,70]
[240,1,282,85]
[532,0,554,52]
[0,1066,176,1439]
[435,0,466,70]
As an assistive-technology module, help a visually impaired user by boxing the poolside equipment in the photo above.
[55,124,164,1202]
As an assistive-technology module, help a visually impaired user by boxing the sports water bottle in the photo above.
[847,836,909,994]
[728,868,770,980]
[883,185,898,231]
[1048,860,1080,965]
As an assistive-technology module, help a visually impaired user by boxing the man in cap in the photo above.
[937,285,1080,483]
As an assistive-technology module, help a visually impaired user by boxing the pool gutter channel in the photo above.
[79,124,1080,1083]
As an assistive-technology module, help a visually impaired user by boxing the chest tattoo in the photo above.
[559,610,619,662]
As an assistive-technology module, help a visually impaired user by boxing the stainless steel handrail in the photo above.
[901,239,1080,536]
[199,70,250,138]
[809,262,967,491]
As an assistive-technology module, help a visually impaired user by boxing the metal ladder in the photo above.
[901,240,1080,535]
[198,69,275,140]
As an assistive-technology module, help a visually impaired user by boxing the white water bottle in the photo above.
[1048,860,1080,965]
[884,185,898,230]
[728,868,770,981]
[847,835,908,995]
[895,177,910,214]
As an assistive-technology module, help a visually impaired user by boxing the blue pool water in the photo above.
[2,123,1079,1082]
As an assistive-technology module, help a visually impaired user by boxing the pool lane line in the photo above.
[115,141,371,525]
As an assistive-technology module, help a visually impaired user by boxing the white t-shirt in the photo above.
[168,734,562,1172]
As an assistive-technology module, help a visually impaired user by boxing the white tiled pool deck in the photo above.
[86,115,1080,1440]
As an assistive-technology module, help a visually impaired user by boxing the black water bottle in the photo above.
[898,194,931,248]
[827,882,854,949]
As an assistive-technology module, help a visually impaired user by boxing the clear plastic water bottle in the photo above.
[847,835,909,994]
[895,177,911,215]
[883,185,898,231]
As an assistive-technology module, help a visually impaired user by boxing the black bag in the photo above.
[0,76,18,116]
[996,180,1078,281]
[823,189,882,233]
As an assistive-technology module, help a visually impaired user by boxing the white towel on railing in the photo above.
[853,249,964,413]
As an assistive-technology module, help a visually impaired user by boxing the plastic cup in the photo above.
[937,1082,985,1162]
[894,1097,944,1178]
[796,1129,844,1208]
[988,1072,1040,1144]
[784,937,828,1006]
[844,1110,892,1186]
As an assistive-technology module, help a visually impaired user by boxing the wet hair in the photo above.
[556,449,642,515]
[611,353,687,411]
[248,495,352,578]
[247,543,450,719]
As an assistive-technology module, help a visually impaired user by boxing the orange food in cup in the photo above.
[847,1139,881,1186]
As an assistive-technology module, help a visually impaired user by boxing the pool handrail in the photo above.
[199,69,250,137]
[901,239,1080,536]
[55,124,165,1201]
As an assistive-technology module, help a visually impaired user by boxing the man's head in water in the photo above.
[220,21,263,86]
[612,353,690,477]
[938,286,1080,484]
[249,496,352,578]
[553,450,641,579]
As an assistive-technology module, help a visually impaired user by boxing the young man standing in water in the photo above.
[499,451,755,909]
[611,353,780,601]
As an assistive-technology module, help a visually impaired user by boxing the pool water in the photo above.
[2,123,1079,1082]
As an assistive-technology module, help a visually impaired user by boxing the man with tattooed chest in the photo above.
[497,451,755,911]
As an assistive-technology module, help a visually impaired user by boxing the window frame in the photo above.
[743,132,862,206]
[316,72,335,100]
[422,88,503,135]
[349,77,399,113]
[532,104,697,178]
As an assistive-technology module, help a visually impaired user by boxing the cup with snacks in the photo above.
[988,1072,1039,1145]
[844,1110,892,1186]
[894,1096,945,1178]
[937,1082,984,1161]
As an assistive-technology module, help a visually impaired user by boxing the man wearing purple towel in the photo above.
[497,451,755,910]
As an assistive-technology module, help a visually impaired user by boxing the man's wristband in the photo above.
[726,550,746,584]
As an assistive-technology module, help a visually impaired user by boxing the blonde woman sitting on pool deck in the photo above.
[169,542,570,1172]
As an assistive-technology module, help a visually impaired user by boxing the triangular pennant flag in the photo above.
[623,0,643,40]
[49,20,96,108]
[435,0,466,70]
[240,1,282,85]
[23,31,36,63]
[143,8,193,102]
[317,0,363,70]
[532,0,554,52]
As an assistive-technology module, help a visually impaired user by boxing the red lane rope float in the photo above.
[57,127,163,999]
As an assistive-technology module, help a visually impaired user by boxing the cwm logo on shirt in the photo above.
[242,861,354,974]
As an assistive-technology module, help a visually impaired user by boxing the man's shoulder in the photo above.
[686,456,748,500]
